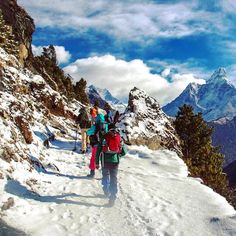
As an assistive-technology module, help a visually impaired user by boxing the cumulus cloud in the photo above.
[32,45,44,56]
[54,46,72,64]
[18,0,228,41]
[32,45,71,64]
[64,55,205,105]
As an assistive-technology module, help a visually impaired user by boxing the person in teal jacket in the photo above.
[96,124,127,206]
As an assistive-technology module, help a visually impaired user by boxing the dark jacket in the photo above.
[76,108,91,129]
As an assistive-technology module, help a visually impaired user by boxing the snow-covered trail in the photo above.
[1,138,236,236]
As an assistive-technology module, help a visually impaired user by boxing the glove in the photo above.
[96,164,99,169]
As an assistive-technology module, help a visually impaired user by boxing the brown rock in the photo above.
[0,0,35,65]
[1,197,14,211]
[15,116,33,144]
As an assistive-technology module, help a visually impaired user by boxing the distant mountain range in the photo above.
[209,116,236,167]
[86,85,126,111]
[163,68,236,121]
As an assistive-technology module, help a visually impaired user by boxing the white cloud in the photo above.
[32,45,44,56]
[54,46,71,64]
[161,68,171,77]
[18,0,227,41]
[32,45,71,64]
[63,55,205,105]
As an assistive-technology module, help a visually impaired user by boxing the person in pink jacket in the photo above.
[87,125,98,178]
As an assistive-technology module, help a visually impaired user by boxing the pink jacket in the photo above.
[89,146,97,170]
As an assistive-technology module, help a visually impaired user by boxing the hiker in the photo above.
[113,110,120,125]
[76,107,91,153]
[90,105,98,124]
[95,112,108,141]
[105,109,113,123]
[104,109,113,130]
[86,113,108,177]
[86,125,98,178]
[96,124,127,206]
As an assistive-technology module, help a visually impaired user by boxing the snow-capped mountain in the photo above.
[86,85,107,108]
[95,86,121,105]
[163,68,236,121]
[119,87,182,156]
[87,85,126,111]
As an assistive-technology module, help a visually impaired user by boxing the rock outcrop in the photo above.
[119,87,181,155]
[0,0,35,66]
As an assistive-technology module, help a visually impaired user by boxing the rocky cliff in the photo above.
[0,0,35,66]
[119,87,181,155]
[0,47,82,180]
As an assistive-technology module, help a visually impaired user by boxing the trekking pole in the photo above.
[73,126,78,151]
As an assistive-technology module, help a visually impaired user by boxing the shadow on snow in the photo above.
[5,180,109,208]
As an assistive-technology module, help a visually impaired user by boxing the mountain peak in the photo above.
[163,67,236,121]
[207,68,228,84]
[120,87,181,155]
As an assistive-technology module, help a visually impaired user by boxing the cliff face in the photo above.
[119,87,182,156]
[0,0,35,65]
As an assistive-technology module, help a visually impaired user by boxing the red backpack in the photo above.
[103,129,121,154]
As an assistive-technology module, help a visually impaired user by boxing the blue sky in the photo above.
[18,0,236,104]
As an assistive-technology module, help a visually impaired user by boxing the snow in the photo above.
[1,43,236,236]
[120,87,176,142]
[1,133,236,236]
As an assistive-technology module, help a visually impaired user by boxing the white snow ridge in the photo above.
[0,49,236,236]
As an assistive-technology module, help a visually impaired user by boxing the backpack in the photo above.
[77,108,92,128]
[95,113,108,140]
[102,129,121,154]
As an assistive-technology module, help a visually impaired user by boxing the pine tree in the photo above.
[94,99,100,108]
[174,104,227,192]
[0,10,19,57]
[74,78,89,105]
[42,45,57,64]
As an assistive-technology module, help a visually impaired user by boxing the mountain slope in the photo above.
[163,68,236,121]
[209,116,236,167]
[119,87,181,155]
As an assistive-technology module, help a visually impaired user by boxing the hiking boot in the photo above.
[87,170,95,178]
